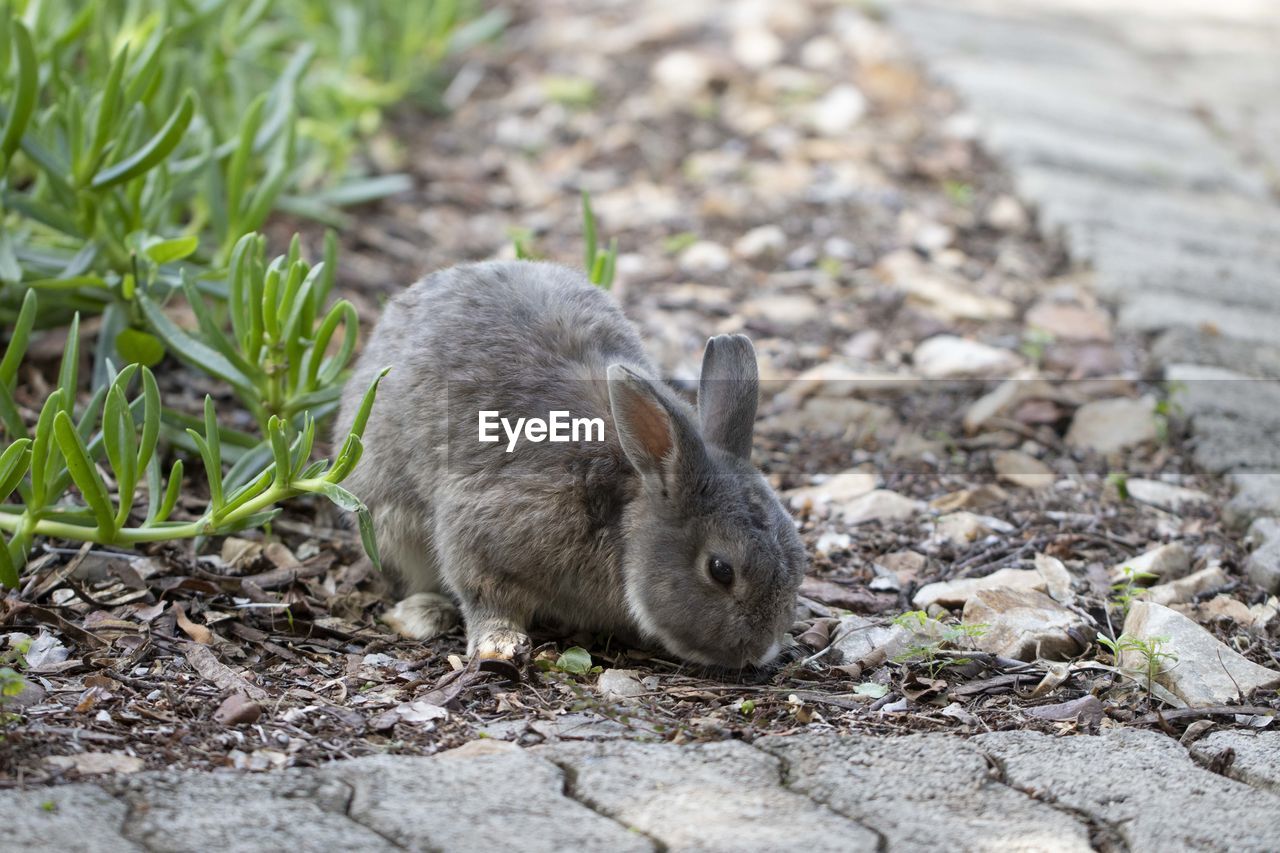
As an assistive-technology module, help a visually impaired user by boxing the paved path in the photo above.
[9,730,1280,852]
[890,0,1280,528]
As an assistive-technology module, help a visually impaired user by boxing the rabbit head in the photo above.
[607,334,807,669]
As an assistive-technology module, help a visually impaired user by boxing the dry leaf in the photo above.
[171,603,214,644]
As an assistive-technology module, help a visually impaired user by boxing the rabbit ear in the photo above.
[607,364,680,481]
[697,334,758,460]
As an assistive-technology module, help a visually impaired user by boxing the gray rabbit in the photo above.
[335,260,806,667]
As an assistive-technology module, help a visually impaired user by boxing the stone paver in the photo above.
[318,746,652,852]
[13,733,1280,850]
[8,784,141,853]
[978,729,1280,853]
[758,733,1093,851]
[1190,731,1280,795]
[539,739,880,852]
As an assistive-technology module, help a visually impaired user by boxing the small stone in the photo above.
[1125,479,1211,513]
[46,753,144,776]
[1196,594,1256,626]
[1109,543,1192,583]
[963,589,1087,661]
[596,669,645,701]
[799,36,843,70]
[806,85,867,136]
[1025,300,1112,342]
[652,50,716,98]
[913,336,1023,380]
[815,531,852,555]
[1033,553,1075,603]
[214,693,264,726]
[963,379,1060,434]
[733,225,787,260]
[931,512,992,547]
[843,330,883,362]
[732,27,784,70]
[874,550,927,585]
[785,470,877,510]
[1065,397,1157,454]
[993,450,1054,490]
[912,222,954,255]
[741,294,820,327]
[678,241,732,275]
[1122,601,1280,707]
[1143,564,1230,606]
[1224,471,1280,530]
[841,490,923,526]
[984,195,1029,232]
[1245,517,1280,593]
[831,614,940,669]
[913,566,1049,610]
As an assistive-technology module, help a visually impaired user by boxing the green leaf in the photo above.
[82,43,129,182]
[115,328,166,367]
[1,21,37,163]
[357,505,381,571]
[137,293,254,391]
[137,368,160,474]
[581,190,598,273]
[103,385,138,518]
[57,314,80,418]
[143,235,199,265]
[0,230,21,284]
[0,534,17,589]
[313,480,363,512]
[304,300,358,390]
[554,646,593,676]
[154,459,183,524]
[0,289,37,387]
[347,367,389,440]
[91,90,195,189]
[53,411,117,539]
[0,439,32,501]
[268,417,291,487]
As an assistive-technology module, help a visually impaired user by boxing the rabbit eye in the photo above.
[707,556,734,586]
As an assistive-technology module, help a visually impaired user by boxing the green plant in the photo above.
[0,289,385,588]
[1,1,497,346]
[891,611,986,677]
[1109,565,1157,615]
[0,666,23,699]
[1097,632,1177,698]
[537,645,601,677]
[1019,329,1054,368]
[581,191,618,290]
[1107,471,1130,501]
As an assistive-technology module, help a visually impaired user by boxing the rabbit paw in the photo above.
[382,593,460,640]
[472,628,531,662]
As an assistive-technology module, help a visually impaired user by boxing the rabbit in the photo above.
[334,260,807,668]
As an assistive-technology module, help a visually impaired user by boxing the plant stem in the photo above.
[0,476,331,545]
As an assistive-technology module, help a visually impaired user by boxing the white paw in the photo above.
[382,593,460,640]
[471,628,530,661]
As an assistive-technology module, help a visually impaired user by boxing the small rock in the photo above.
[596,669,645,701]
[1065,397,1157,454]
[733,225,787,260]
[831,614,940,669]
[963,588,1087,661]
[931,512,992,547]
[1033,553,1075,603]
[799,36,843,70]
[841,490,923,525]
[1224,471,1280,530]
[984,195,1029,232]
[963,379,1061,434]
[214,693,264,726]
[1122,601,1280,707]
[843,330,883,362]
[993,450,1055,490]
[815,531,852,555]
[1245,518,1280,594]
[785,470,877,510]
[1144,563,1229,606]
[741,294,820,327]
[873,550,927,585]
[930,484,1010,512]
[732,27,784,70]
[1125,479,1211,513]
[46,753,144,776]
[678,241,732,275]
[652,50,716,98]
[913,566,1050,610]
[806,84,867,135]
[912,222,954,255]
[1109,542,1192,583]
[1025,300,1112,342]
[913,336,1023,379]
[1196,594,1256,626]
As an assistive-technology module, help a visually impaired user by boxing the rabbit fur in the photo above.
[335,261,806,667]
